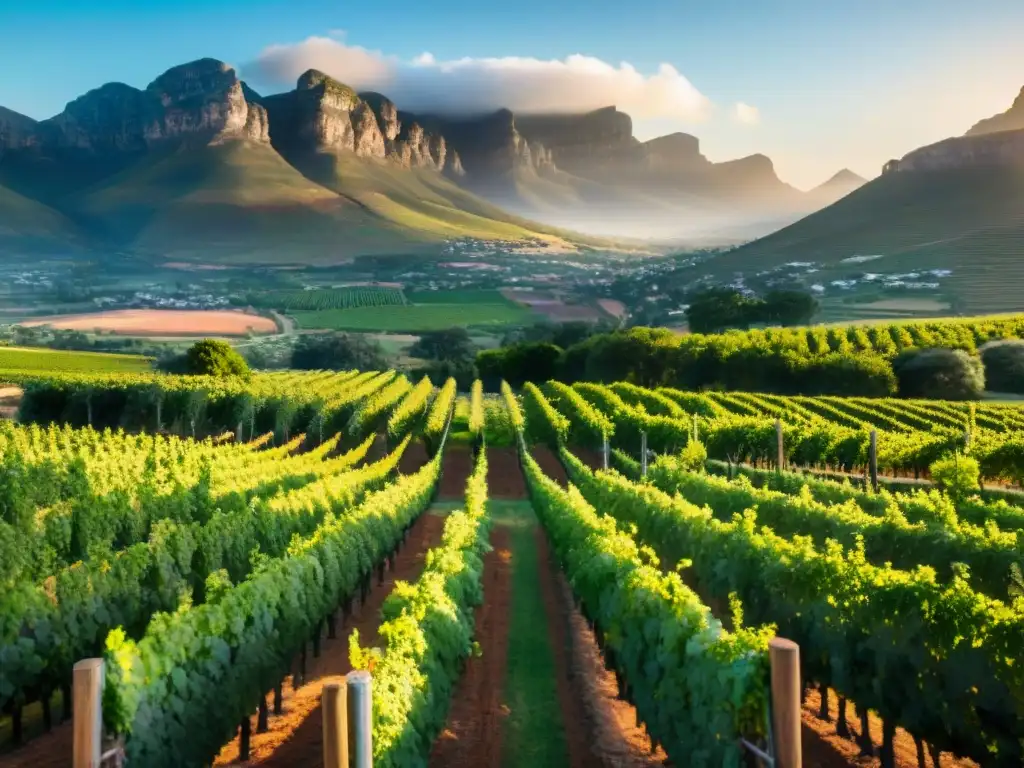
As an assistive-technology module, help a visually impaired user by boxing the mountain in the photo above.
[703,86,1024,314]
[0,60,587,263]
[966,86,1024,136]
[807,169,867,205]
[0,56,863,262]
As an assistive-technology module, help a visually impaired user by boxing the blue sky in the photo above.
[2,0,1022,188]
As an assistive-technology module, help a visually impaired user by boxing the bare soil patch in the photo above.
[531,446,567,486]
[215,510,448,767]
[534,524,591,768]
[440,446,473,499]
[429,525,514,767]
[555,565,667,767]
[398,439,430,475]
[487,447,527,499]
[0,387,22,420]
[597,299,627,319]
[22,309,277,337]
[801,688,977,768]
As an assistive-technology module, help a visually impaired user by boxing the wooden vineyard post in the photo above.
[602,433,610,470]
[692,413,699,442]
[322,680,349,768]
[73,658,104,768]
[769,638,802,768]
[347,671,373,768]
[869,429,879,493]
[775,419,784,474]
[641,431,648,478]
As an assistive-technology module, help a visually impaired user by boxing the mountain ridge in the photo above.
[0,55,893,258]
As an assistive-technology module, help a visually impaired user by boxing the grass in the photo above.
[292,301,534,332]
[408,289,518,305]
[490,500,569,768]
[0,346,154,373]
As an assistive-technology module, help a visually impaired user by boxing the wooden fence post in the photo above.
[692,413,699,442]
[769,638,802,768]
[73,658,104,768]
[322,680,349,768]
[775,419,784,473]
[641,431,648,478]
[347,670,373,768]
[869,429,879,493]
[602,433,610,470]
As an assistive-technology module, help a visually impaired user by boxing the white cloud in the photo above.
[247,36,713,121]
[733,102,761,125]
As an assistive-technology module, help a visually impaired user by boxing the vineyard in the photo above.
[1,369,1022,768]
[251,287,408,311]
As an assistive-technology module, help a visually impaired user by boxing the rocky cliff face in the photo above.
[966,86,1024,136]
[894,130,1024,172]
[0,107,37,157]
[516,107,634,170]
[263,72,449,170]
[6,59,269,156]
[886,85,1024,173]
[640,132,709,171]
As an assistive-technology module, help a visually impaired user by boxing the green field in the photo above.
[252,286,407,311]
[0,346,154,373]
[292,291,535,332]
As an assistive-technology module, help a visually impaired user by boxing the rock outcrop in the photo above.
[896,130,1024,171]
[886,85,1024,173]
[0,107,38,157]
[5,59,270,155]
[966,85,1024,136]
[263,72,449,169]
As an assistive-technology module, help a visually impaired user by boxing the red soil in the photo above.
[428,526,514,768]
[215,510,448,767]
[439,445,473,500]
[487,447,527,499]
[801,688,977,768]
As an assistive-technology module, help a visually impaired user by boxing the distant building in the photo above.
[882,159,901,174]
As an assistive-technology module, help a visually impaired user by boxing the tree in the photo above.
[291,333,387,371]
[476,342,563,389]
[894,348,985,400]
[407,328,475,363]
[686,288,759,333]
[980,340,1024,394]
[762,289,819,326]
[183,339,251,378]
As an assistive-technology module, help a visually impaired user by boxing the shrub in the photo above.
[980,340,1024,394]
[894,348,985,400]
[930,454,981,500]
[678,439,708,472]
[183,340,250,378]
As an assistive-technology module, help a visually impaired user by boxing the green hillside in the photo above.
[71,141,425,264]
[289,151,591,245]
[0,183,88,255]
[710,165,1024,313]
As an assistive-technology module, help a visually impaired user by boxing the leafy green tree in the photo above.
[686,288,759,333]
[894,348,985,400]
[408,328,475,363]
[762,289,819,326]
[291,333,387,371]
[980,340,1024,394]
[184,339,250,378]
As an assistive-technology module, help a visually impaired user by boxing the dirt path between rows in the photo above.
[215,509,448,767]
[428,525,514,768]
[801,688,977,768]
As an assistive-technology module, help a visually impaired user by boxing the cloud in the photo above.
[733,102,761,125]
[247,36,712,121]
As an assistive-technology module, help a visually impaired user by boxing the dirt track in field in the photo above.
[428,525,514,768]
[215,510,447,767]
